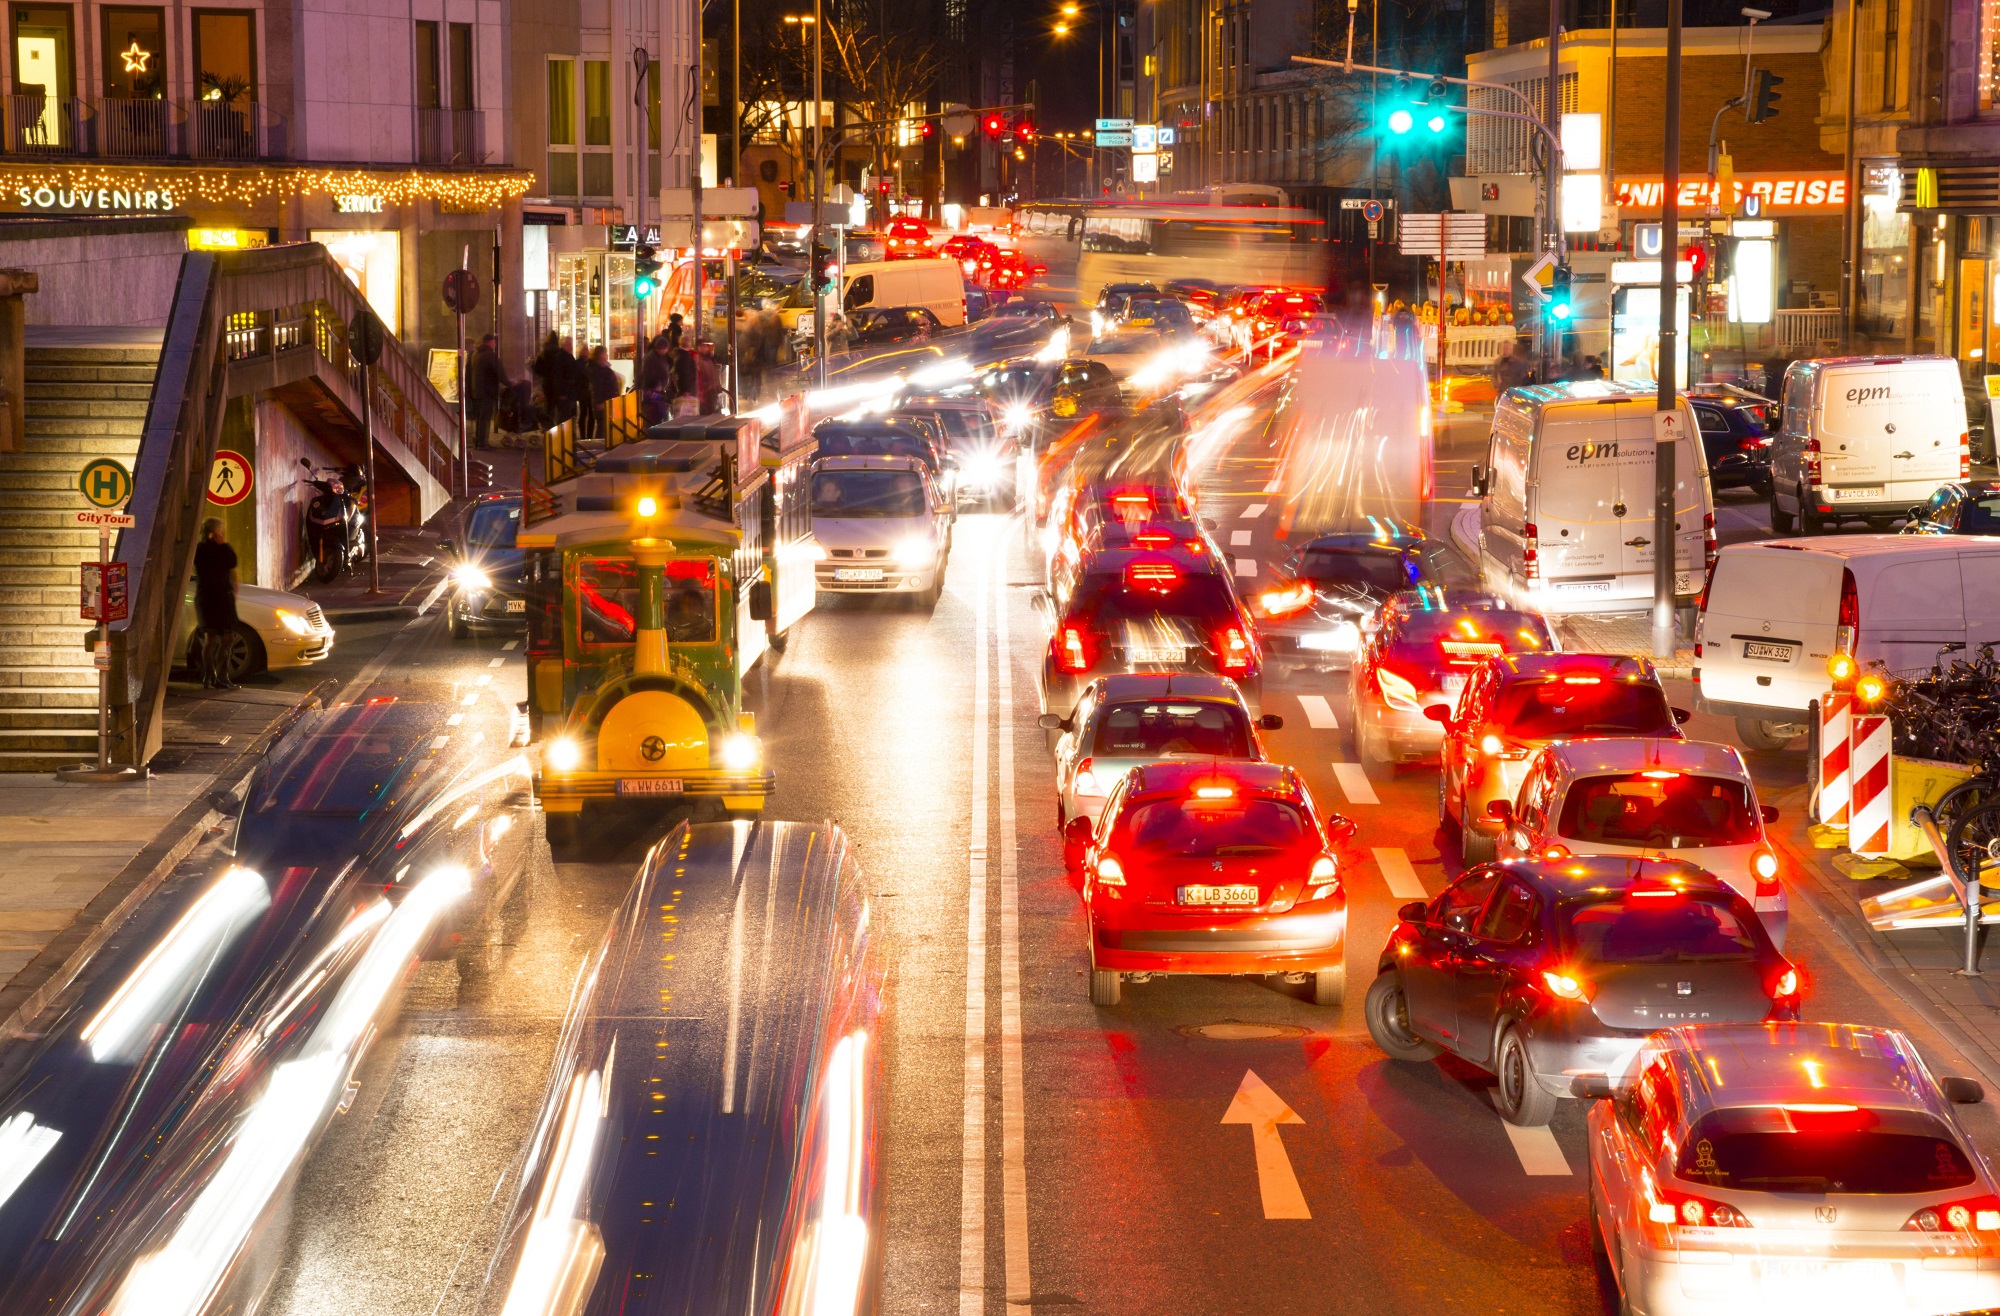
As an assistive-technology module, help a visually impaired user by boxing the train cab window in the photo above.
[664,559,719,643]
[575,558,638,646]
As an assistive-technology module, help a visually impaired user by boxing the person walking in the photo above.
[588,345,622,426]
[568,340,595,442]
[694,342,722,414]
[467,333,507,449]
[639,339,673,425]
[532,333,575,431]
[193,517,239,689]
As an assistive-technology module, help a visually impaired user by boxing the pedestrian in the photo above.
[1493,340,1532,392]
[532,333,575,432]
[1580,354,1606,380]
[588,345,622,420]
[568,339,594,441]
[193,517,239,689]
[466,333,507,449]
[694,341,722,414]
[670,338,700,416]
[826,310,853,356]
[666,313,685,350]
[639,339,674,425]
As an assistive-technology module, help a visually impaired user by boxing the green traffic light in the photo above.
[1550,302,1572,322]
[1387,108,1414,134]
[1426,113,1447,133]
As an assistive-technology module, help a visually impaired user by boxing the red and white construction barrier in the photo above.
[1850,713,1893,857]
[1817,693,1852,826]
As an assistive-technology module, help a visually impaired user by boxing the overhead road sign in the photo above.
[1094,118,1133,133]
[1096,131,1132,147]
[1400,213,1485,260]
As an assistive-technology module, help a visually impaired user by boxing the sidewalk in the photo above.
[0,682,322,1038]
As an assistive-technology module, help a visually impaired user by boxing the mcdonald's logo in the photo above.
[1916,167,1939,209]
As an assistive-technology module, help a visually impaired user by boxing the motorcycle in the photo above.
[299,458,368,582]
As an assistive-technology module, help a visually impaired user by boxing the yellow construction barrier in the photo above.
[1885,755,1982,866]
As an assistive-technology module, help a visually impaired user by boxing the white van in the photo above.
[1767,355,1968,533]
[1696,536,2000,748]
[1470,383,1713,616]
[776,258,968,332]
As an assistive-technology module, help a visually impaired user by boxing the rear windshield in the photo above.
[1495,678,1675,739]
[1557,773,1761,847]
[811,469,928,518]
[1676,1107,1976,1195]
[1118,797,1312,858]
[1094,701,1250,758]
[1077,572,1240,627]
[1299,547,1425,594]
[1960,495,2000,534]
[1561,894,1763,965]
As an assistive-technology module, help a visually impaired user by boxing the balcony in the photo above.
[418,107,484,164]
[0,96,277,161]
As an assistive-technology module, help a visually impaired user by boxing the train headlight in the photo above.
[719,732,760,771]
[546,737,583,772]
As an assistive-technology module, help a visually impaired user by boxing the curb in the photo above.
[0,685,327,1044]
[322,604,422,623]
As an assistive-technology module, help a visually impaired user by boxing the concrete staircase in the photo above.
[0,340,161,771]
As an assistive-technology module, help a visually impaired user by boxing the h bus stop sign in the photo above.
[443,268,481,315]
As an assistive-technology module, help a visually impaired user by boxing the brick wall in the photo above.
[1610,49,1840,174]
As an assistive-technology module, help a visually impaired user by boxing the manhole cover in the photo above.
[1177,1022,1311,1040]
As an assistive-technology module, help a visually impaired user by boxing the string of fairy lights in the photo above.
[0,164,536,211]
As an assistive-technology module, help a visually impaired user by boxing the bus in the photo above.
[1069,204,1329,304]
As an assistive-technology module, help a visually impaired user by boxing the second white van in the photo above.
[777,258,968,333]
[1767,355,1968,534]
[1470,382,1714,617]
[1696,535,2000,748]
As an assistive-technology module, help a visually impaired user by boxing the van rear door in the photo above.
[1817,360,1965,498]
[1532,404,1642,607]
[1698,544,1842,716]
[1608,403,1709,597]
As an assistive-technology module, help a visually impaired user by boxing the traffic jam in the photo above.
[10,197,2000,1316]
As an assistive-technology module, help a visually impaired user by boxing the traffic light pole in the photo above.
[1654,0,1683,661]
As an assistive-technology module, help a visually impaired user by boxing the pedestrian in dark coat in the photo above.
[466,333,507,449]
[193,517,239,688]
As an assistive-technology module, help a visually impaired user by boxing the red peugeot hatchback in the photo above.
[1065,760,1356,1007]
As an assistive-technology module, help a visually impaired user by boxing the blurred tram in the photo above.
[476,820,884,1316]
[1067,204,1328,304]
[1267,320,1435,538]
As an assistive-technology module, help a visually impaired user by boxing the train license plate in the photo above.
[1743,641,1797,663]
[834,568,885,582]
[617,778,685,796]
[505,598,526,613]
[1831,485,1885,501]
[1179,884,1259,906]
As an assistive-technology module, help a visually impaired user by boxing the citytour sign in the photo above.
[1612,173,1847,213]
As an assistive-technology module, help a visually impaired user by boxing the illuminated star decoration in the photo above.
[120,43,151,73]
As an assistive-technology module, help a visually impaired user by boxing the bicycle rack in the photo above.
[1860,804,1996,976]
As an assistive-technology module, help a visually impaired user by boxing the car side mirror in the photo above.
[1423,704,1452,724]
[748,579,774,622]
[1468,465,1488,497]
[1037,713,1068,731]
[438,539,457,557]
[1063,816,1094,845]
[1398,901,1428,923]
[1259,714,1284,730]
[206,789,239,815]
[1942,1076,1986,1105]
[1570,1074,1617,1101]
[1486,799,1514,821]
[1761,804,1780,824]
[1672,707,1692,724]
[299,457,313,471]
[1909,506,1926,523]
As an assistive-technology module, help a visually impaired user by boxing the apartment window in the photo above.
[193,10,255,102]
[415,20,440,108]
[449,22,473,109]
[547,57,577,195]
[102,7,163,98]
[1880,0,1899,112]
[583,58,611,194]
[12,5,72,103]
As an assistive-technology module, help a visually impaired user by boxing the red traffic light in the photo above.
[921,120,935,138]
[1685,242,1709,280]
[984,115,1004,137]
[1017,121,1035,140]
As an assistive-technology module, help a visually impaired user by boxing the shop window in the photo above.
[1983,0,2000,110]
[12,4,73,144]
[449,23,473,109]
[102,7,163,99]
[415,20,440,109]
[1858,191,1910,339]
[193,10,255,102]
[310,230,401,336]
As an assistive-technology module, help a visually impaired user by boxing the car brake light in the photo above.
[1377,667,1421,711]
[1480,733,1505,755]
[1127,562,1180,586]
[1523,522,1539,583]
[1194,784,1235,799]
[1647,1183,1752,1228]
[1804,437,1822,484]
[1216,626,1252,675]
[1703,511,1718,577]
[1562,675,1603,685]
[1132,529,1175,548]
[1963,432,1973,480]
[1752,846,1780,896]
[1836,568,1860,654]
[1095,854,1126,885]
[1309,854,1337,885]
[1771,965,1799,998]
[1056,623,1091,673]
[1906,1196,2000,1233]
[1257,582,1315,618]
[1541,969,1591,1001]
[1640,769,1681,779]
[1075,757,1100,795]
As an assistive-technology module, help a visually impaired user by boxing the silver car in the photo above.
[1040,672,1280,828]
[1585,1023,2000,1316]
[809,455,949,607]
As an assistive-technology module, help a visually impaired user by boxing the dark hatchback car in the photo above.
[1903,479,2000,535]
[1688,389,1776,494]
[444,493,527,638]
[849,305,946,346]
[1363,856,1801,1128]
[1254,528,1459,669]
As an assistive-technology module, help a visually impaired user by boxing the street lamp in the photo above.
[783,6,824,371]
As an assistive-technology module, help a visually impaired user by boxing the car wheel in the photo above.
[1734,716,1798,752]
[224,623,264,681]
[1089,966,1122,1006]
[1461,827,1497,864]
[1312,965,1346,1007]
[1867,515,1897,533]
[449,607,469,640]
[1494,1025,1558,1127]
[1437,771,1460,837]
[1363,972,1440,1061]
[1589,1189,1634,1316]
[1768,484,1796,534]
[1799,485,1825,535]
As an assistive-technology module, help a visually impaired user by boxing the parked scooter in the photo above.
[299,458,368,581]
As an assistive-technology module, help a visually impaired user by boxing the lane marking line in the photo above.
[1372,846,1427,898]
[1297,695,1338,730]
[488,657,504,668]
[428,735,450,751]
[1234,558,1258,578]
[1230,529,1252,546]
[1333,762,1378,805]
[994,526,1032,1305]
[461,691,479,706]
[446,713,465,726]
[502,639,520,651]
[1491,1094,1574,1175]
[476,675,493,687]
[1241,502,1267,519]
[1263,479,1281,494]
[959,539,991,1316]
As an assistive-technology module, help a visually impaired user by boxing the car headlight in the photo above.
[546,737,583,772]
[962,450,1005,485]
[719,732,760,771]
[894,537,936,566]
[1003,404,1033,433]
[274,608,312,636]
[809,543,829,561]
[454,563,492,591]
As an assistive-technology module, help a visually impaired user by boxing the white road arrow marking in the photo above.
[1297,694,1338,729]
[1372,846,1426,898]
[1221,1069,1310,1219]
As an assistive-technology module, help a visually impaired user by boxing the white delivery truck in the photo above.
[1767,355,1968,534]
[1470,382,1714,617]
[1697,536,2000,748]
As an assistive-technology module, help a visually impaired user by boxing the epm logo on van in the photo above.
[1565,440,1619,463]
[1844,385,1893,404]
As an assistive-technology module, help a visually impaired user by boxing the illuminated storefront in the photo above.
[310,228,401,334]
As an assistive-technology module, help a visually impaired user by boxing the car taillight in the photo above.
[1308,854,1338,886]
[1056,623,1092,673]
[1216,625,1252,675]
[1541,968,1592,1001]
[1377,666,1421,711]
[1074,757,1100,795]
[1540,843,1571,861]
[1094,854,1126,885]
[1906,1196,2000,1233]
[1478,731,1530,760]
[1647,1182,1752,1228]
[1257,582,1315,618]
[1752,846,1780,896]
[1804,437,1822,484]
[1523,521,1539,583]
[1703,511,1717,578]
[1963,432,1973,480]
[1836,567,1859,654]
[1770,965,1799,999]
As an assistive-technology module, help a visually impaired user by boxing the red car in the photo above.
[1241,288,1324,355]
[940,234,998,282]
[1064,760,1355,1007]
[884,218,934,259]
[989,249,1046,290]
